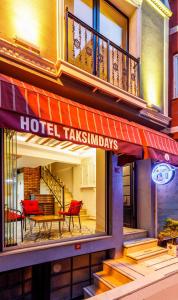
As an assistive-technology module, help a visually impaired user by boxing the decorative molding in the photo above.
[139,107,171,127]
[169,126,178,134]
[58,59,147,109]
[0,38,56,75]
[170,26,178,35]
[147,0,172,18]
[0,39,169,129]
[127,0,143,6]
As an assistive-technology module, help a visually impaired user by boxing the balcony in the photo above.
[65,10,140,98]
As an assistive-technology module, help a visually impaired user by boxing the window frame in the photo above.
[98,0,129,51]
[1,130,110,250]
[173,54,178,99]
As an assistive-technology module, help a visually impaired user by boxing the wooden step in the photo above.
[83,284,103,299]
[126,246,168,263]
[124,238,158,255]
[103,262,133,282]
[94,270,131,291]
[103,260,143,280]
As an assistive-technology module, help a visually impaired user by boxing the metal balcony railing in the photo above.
[65,10,140,97]
[41,166,65,211]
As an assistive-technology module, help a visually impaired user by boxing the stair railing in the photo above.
[40,166,65,210]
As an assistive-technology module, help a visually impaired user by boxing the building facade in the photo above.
[0,0,177,299]
[169,0,178,137]
[155,0,178,233]
[155,0,178,238]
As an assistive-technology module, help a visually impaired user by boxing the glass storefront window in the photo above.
[3,130,107,248]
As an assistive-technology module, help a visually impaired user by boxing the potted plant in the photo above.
[158,218,178,256]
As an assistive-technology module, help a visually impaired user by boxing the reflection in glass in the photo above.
[100,0,128,49]
[65,0,93,26]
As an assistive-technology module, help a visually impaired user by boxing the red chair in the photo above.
[21,200,44,230]
[58,200,83,231]
[5,208,25,242]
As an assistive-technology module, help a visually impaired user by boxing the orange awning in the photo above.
[0,73,178,165]
[0,74,142,158]
[140,126,178,165]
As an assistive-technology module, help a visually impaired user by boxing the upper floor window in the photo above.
[65,0,139,97]
[65,0,93,27]
[99,0,128,50]
[65,0,128,50]
[173,54,178,98]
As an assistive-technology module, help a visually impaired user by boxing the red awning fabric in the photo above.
[0,74,142,158]
[1,73,178,165]
[140,126,178,165]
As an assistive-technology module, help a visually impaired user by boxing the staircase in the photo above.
[40,167,91,219]
[83,237,170,298]
[40,166,65,209]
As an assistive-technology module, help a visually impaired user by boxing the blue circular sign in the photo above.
[152,163,175,185]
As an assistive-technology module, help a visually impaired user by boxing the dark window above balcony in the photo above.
[65,0,128,50]
[65,0,93,27]
[99,0,128,50]
[65,9,139,97]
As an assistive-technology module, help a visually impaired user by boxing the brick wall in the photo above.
[36,194,54,215]
[23,167,41,199]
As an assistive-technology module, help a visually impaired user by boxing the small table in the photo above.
[29,215,65,238]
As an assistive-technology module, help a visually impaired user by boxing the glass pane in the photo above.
[4,131,106,248]
[4,129,18,247]
[100,0,128,49]
[65,0,93,26]
[67,6,94,74]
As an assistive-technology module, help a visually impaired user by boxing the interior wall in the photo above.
[22,167,41,199]
[51,162,73,194]
[73,155,96,218]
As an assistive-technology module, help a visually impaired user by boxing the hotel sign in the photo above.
[20,116,119,151]
[152,163,175,185]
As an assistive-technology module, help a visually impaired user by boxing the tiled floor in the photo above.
[16,218,97,246]
[7,221,144,247]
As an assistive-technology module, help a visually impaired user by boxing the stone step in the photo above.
[93,270,130,291]
[83,284,103,299]
[126,246,168,263]
[123,238,158,255]
[123,228,147,241]
[143,254,177,267]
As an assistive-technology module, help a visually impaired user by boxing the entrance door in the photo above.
[123,163,137,228]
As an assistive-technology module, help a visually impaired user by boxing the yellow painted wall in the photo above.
[141,0,164,109]
[0,0,57,61]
